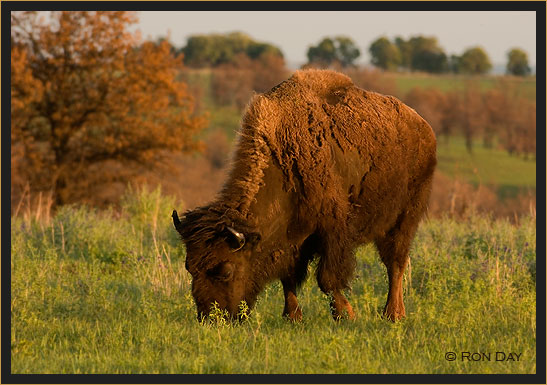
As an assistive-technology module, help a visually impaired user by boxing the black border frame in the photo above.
[2,1,545,384]
[1,1,545,11]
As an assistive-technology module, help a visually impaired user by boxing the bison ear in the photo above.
[226,226,245,251]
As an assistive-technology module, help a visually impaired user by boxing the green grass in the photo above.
[11,188,536,374]
[387,72,536,100]
[436,136,536,198]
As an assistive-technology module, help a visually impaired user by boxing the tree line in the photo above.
[403,81,535,158]
[177,32,532,76]
[368,35,531,75]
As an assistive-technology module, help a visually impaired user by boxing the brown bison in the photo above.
[173,69,436,322]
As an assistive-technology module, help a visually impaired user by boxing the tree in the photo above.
[211,51,288,111]
[448,54,462,73]
[484,80,536,159]
[307,36,360,68]
[392,36,448,73]
[182,34,220,67]
[408,36,448,73]
[459,82,486,153]
[506,48,531,76]
[368,37,401,71]
[335,36,361,67]
[154,36,177,55]
[11,11,207,206]
[459,47,492,75]
[182,32,283,68]
[246,42,283,60]
[211,53,254,110]
[394,36,412,69]
[307,37,337,67]
[404,87,447,137]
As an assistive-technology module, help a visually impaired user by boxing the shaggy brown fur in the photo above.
[174,69,437,322]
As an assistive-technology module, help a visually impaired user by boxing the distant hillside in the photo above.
[287,61,536,76]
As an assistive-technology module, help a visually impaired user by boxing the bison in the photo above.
[173,69,436,322]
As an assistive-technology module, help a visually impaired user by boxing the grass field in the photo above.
[436,136,536,199]
[385,72,536,101]
[11,188,536,374]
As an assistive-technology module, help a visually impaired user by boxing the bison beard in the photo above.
[173,69,437,322]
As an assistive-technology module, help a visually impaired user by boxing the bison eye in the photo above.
[206,262,234,282]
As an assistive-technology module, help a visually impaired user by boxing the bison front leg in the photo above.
[281,278,302,322]
[316,260,356,321]
[328,290,355,321]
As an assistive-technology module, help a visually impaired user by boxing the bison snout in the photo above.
[196,308,240,323]
[196,301,251,324]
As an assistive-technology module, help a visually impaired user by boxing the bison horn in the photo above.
[172,210,184,234]
[227,226,245,251]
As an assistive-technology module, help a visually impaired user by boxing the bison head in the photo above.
[172,209,262,321]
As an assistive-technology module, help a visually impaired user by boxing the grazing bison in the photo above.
[173,69,436,322]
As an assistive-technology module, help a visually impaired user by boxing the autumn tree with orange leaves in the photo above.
[11,11,207,207]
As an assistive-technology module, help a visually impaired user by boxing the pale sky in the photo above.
[135,11,537,69]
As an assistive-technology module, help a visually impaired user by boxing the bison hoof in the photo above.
[330,295,356,321]
[382,306,406,322]
[283,306,303,322]
[331,304,356,321]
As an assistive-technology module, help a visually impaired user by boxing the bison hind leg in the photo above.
[376,215,416,322]
[376,175,433,322]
